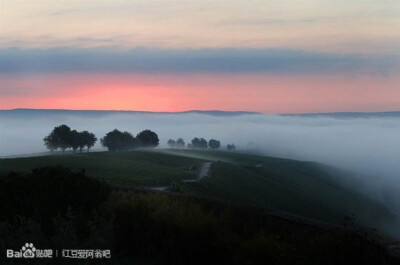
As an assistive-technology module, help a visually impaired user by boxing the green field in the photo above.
[0,149,396,233]
[0,150,203,186]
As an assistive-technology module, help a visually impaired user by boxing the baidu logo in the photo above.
[21,243,36,258]
[6,243,53,259]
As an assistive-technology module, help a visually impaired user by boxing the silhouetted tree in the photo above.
[122,131,139,149]
[43,124,72,152]
[70,130,81,152]
[191,137,208,149]
[43,125,97,153]
[167,138,185,149]
[176,138,185,148]
[167,139,176,148]
[227,144,236,151]
[208,139,221,150]
[191,138,201,148]
[137,130,159,148]
[199,138,208,149]
[81,131,97,152]
[43,134,58,152]
[187,143,193,149]
[101,129,137,151]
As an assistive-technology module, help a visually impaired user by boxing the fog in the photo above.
[1,111,400,218]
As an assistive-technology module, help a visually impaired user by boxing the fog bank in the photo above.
[1,112,400,213]
[1,112,399,178]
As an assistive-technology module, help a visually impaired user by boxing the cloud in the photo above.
[0,48,398,75]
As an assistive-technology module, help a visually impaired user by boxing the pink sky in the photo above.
[1,73,399,113]
[1,1,399,112]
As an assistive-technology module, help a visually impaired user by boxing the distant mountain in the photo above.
[281,111,400,118]
[0,108,261,118]
[1,109,399,118]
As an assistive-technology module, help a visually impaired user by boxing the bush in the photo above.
[0,166,110,220]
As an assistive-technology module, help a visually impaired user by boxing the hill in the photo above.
[161,150,397,230]
[2,167,398,264]
[2,108,399,119]
[0,150,203,186]
[0,149,397,237]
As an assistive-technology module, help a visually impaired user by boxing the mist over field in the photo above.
[1,110,400,214]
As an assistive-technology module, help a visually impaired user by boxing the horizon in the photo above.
[2,107,400,115]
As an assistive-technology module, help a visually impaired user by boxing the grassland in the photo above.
[0,149,396,233]
[0,150,203,186]
[167,150,396,228]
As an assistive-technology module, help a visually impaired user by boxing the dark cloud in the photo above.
[0,47,398,75]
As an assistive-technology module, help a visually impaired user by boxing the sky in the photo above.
[0,0,399,113]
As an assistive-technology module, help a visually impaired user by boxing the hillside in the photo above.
[0,149,397,236]
[2,166,398,264]
[0,150,203,186]
[162,150,397,231]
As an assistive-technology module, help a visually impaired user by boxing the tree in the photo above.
[43,125,97,153]
[199,138,208,149]
[81,131,97,152]
[167,139,176,148]
[136,130,159,148]
[227,144,236,151]
[43,124,72,152]
[43,134,58,152]
[191,137,208,149]
[208,139,221,150]
[70,130,81,152]
[122,131,139,150]
[167,138,185,149]
[54,125,72,152]
[101,129,123,151]
[75,131,86,152]
[191,137,201,148]
[101,129,137,151]
[176,138,185,148]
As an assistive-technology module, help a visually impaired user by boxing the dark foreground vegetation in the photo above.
[0,166,398,265]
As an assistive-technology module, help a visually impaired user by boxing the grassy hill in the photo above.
[0,150,203,186]
[0,149,397,235]
[2,167,396,264]
[165,150,396,230]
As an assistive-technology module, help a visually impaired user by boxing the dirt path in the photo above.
[145,161,213,189]
[182,161,212,183]
[198,162,212,179]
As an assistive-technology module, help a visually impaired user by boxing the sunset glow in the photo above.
[1,0,399,112]
[1,73,399,113]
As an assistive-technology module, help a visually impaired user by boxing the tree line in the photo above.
[44,125,235,153]
[101,129,159,151]
[43,125,97,152]
[167,137,236,150]
[43,125,159,152]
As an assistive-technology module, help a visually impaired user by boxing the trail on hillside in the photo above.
[146,161,212,189]
[199,162,212,179]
